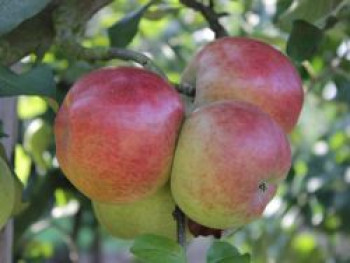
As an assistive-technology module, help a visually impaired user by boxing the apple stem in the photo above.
[107,48,167,79]
[174,206,187,248]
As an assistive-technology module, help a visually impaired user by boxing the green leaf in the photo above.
[287,20,324,63]
[274,0,294,22]
[207,241,251,263]
[11,172,29,216]
[130,234,187,263]
[108,1,155,47]
[278,0,344,31]
[0,0,51,36]
[0,65,55,99]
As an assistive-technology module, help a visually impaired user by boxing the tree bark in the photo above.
[0,98,18,263]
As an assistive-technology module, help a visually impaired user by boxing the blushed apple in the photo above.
[181,37,303,132]
[55,67,184,203]
[171,101,291,229]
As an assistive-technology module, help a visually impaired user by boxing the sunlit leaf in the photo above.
[14,145,31,185]
[17,96,48,119]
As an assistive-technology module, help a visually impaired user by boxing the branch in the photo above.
[54,39,197,96]
[173,206,186,249]
[0,0,113,66]
[53,37,168,79]
[180,0,228,38]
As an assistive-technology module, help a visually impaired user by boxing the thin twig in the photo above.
[107,48,167,78]
[173,206,186,248]
[180,0,228,38]
[60,43,167,79]
[56,41,197,96]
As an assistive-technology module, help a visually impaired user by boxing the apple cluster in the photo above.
[54,37,304,240]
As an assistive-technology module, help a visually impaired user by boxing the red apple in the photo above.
[181,37,304,132]
[55,67,184,203]
[171,101,291,229]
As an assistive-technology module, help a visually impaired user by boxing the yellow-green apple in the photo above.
[92,185,184,240]
[181,37,303,132]
[0,156,15,230]
[171,101,291,229]
[55,67,184,203]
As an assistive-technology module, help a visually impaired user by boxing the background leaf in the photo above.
[0,0,51,36]
[108,1,155,47]
[207,241,251,263]
[0,65,55,99]
[278,0,344,31]
[286,20,324,62]
[274,0,294,22]
[130,234,187,263]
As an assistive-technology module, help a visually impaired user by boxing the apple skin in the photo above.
[55,67,184,203]
[181,37,304,133]
[92,185,182,240]
[171,101,291,229]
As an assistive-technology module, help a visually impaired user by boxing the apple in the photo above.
[171,101,291,229]
[92,185,185,240]
[0,156,15,230]
[181,37,304,132]
[55,67,184,203]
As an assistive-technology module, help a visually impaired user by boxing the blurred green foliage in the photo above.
[1,0,349,262]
